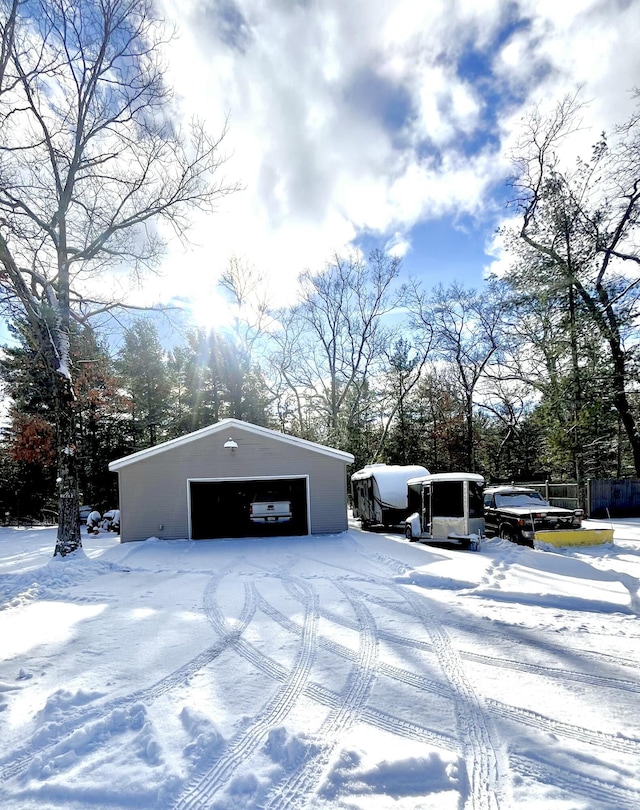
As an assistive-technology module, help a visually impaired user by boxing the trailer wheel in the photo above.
[405,523,414,541]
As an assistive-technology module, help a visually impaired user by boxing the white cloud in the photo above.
[496,1,640,147]
[143,0,640,326]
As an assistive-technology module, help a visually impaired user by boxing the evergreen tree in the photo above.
[0,414,57,522]
[166,339,211,438]
[387,368,467,472]
[376,338,429,465]
[116,320,172,449]
[73,328,129,508]
[200,329,271,426]
[0,321,123,515]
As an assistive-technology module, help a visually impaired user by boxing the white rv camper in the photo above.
[351,463,430,530]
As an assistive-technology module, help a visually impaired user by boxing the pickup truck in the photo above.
[483,485,582,546]
[249,499,292,524]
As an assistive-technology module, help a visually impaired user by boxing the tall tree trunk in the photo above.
[612,374,640,475]
[602,301,640,477]
[54,376,82,557]
[581,279,640,477]
[465,394,474,472]
[567,284,584,500]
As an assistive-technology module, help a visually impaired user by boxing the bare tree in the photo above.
[408,279,507,471]
[477,376,536,478]
[268,307,317,438]
[217,255,272,357]
[270,249,403,447]
[508,92,640,475]
[372,336,432,462]
[0,0,238,555]
[0,0,17,93]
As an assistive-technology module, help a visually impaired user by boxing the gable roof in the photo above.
[108,418,355,471]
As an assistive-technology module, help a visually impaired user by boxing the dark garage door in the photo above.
[190,478,308,539]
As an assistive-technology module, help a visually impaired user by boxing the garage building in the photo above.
[108,418,355,542]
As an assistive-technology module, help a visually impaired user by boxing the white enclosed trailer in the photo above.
[404,472,485,550]
[351,463,430,530]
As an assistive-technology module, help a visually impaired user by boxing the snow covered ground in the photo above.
[1,518,639,810]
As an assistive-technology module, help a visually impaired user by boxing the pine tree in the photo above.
[116,320,172,449]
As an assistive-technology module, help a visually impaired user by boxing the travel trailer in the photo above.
[351,463,429,530]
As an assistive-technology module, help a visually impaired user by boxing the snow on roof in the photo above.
[351,464,430,508]
[109,418,354,471]
[485,485,537,493]
[407,472,485,485]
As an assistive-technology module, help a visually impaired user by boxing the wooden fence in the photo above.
[518,479,640,517]
[518,481,580,511]
[586,479,640,518]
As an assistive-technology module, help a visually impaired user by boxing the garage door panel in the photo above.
[190,478,308,539]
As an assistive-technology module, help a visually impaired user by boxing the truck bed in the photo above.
[249,500,292,523]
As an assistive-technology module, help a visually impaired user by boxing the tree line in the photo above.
[3,173,640,521]
[1,1,639,552]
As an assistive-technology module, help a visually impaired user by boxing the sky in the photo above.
[1,519,639,808]
[128,0,640,332]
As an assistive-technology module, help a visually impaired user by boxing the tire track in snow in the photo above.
[344,539,640,772]
[224,590,460,753]
[398,586,505,810]
[346,588,640,697]
[254,585,453,701]
[0,566,253,784]
[173,575,320,810]
[486,699,640,755]
[357,703,458,751]
[274,590,640,760]
[342,533,640,805]
[221,601,458,752]
[542,645,640,673]
[178,570,458,809]
[329,593,640,697]
[456,624,640,675]
[345,534,507,810]
[255,577,499,810]
[427,613,640,676]
[211,621,458,754]
[261,580,380,810]
[509,752,640,809]
[351,534,640,672]
[202,578,460,753]
[460,650,640,695]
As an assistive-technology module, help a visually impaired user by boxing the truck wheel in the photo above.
[499,527,513,542]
